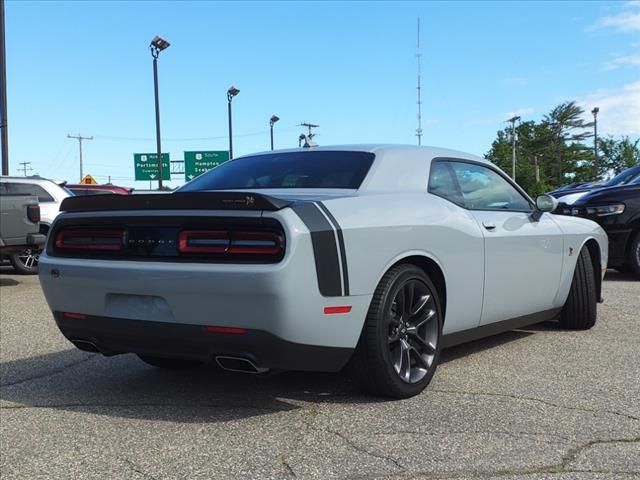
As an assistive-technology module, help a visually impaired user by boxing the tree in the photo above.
[543,102,594,185]
[483,101,638,196]
[597,137,640,178]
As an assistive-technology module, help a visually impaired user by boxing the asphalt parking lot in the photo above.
[0,270,638,480]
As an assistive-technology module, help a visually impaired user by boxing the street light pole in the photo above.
[591,107,599,160]
[150,35,170,189]
[227,86,240,159]
[0,0,9,176]
[507,116,521,181]
[269,115,279,150]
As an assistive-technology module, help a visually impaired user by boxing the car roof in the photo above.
[231,145,489,194]
[237,144,485,162]
[1,175,59,184]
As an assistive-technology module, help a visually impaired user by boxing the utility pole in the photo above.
[17,161,32,177]
[415,16,423,146]
[507,116,520,181]
[591,107,599,160]
[0,0,9,175]
[67,133,93,181]
[298,122,319,148]
[299,122,318,140]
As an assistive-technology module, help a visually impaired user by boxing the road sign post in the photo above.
[134,153,170,182]
[184,151,229,182]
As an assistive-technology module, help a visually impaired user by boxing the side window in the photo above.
[6,183,55,203]
[0,182,8,194]
[449,162,531,211]
[428,161,465,207]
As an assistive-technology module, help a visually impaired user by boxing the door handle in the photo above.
[482,222,496,231]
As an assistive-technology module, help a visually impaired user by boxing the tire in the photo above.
[626,232,640,280]
[348,264,443,399]
[8,248,40,275]
[559,247,597,330]
[137,355,202,369]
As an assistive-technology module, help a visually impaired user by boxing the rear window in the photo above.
[5,182,55,202]
[179,151,375,191]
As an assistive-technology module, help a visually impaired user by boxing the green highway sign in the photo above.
[134,153,170,181]
[184,151,229,182]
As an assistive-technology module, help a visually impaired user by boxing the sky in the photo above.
[4,0,640,188]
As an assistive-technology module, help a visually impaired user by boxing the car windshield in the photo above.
[604,166,640,186]
[179,151,375,191]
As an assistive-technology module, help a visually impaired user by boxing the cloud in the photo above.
[590,4,640,32]
[602,53,640,70]
[577,82,640,136]
[505,107,534,119]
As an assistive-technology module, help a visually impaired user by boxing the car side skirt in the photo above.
[442,308,562,348]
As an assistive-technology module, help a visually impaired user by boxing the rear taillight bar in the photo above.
[178,230,283,256]
[27,205,40,223]
[55,228,124,251]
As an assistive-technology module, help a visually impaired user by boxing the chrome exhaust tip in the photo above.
[215,356,269,374]
[70,339,101,353]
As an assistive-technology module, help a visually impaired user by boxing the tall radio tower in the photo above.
[415,17,423,146]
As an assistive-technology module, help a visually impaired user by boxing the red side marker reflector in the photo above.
[324,306,352,315]
[205,326,247,335]
[63,312,87,320]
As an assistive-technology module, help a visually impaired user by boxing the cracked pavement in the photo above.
[1,270,639,479]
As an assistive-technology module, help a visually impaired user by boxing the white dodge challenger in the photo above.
[39,145,608,398]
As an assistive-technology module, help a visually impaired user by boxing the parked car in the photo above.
[0,176,72,273]
[549,164,640,205]
[558,180,640,278]
[38,146,607,398]
[0,191,46,267]
[67,184,133,196]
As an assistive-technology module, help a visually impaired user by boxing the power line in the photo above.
[67,133,93,181]
[93,126,299,143]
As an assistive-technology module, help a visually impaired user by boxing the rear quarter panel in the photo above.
[317,193,486,335]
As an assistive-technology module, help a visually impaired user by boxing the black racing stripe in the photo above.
[291,202,342,297]
[316,202,350,296]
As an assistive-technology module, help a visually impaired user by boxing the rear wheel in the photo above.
[559,247,597,330]
[627,232,640,279]
[137,355,202,369]
[8,248,40,275]
[349,264,442,398]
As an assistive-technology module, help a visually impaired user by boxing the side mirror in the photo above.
[535,194,558,213]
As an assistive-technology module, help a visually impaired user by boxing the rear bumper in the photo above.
[0,233,46,254]
[54,312,353,372]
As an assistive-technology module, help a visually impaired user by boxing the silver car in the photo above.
[38,146,607,398]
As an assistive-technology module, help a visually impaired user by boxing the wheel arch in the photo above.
[382,254,447,326]
[582,238,602,302]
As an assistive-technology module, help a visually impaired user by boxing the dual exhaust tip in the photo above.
[215,355,269,374]
[70,339,269,374]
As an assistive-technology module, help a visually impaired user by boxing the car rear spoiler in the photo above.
[60,192,293,212]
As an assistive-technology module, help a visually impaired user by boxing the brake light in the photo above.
[178,230,283,256]
[206,326,247,335]
[228,231,283,255]
[27,205,40,223]
[178,230,227,253]
[63,312,87,320]
[55,228,124,251]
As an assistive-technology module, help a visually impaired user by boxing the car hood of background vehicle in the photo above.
[573,184,640,205]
